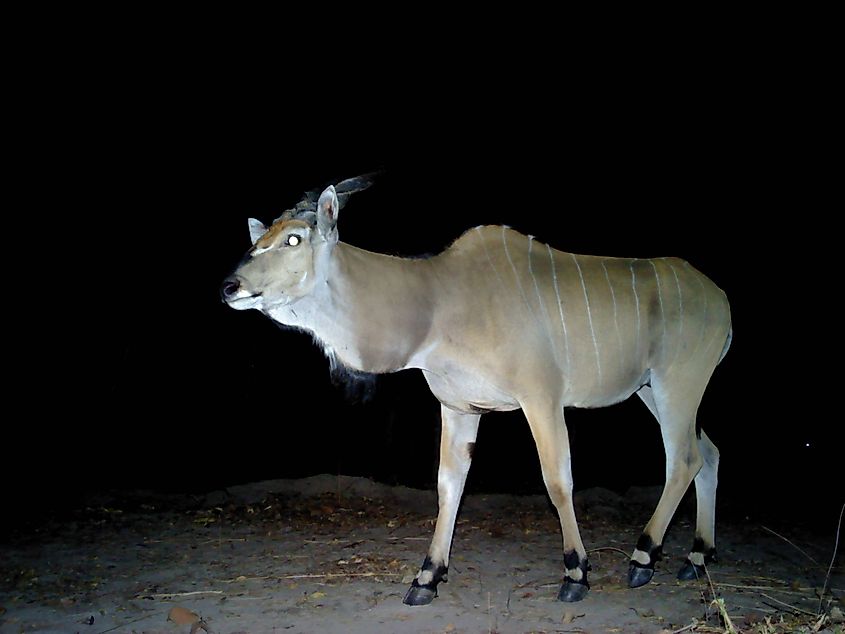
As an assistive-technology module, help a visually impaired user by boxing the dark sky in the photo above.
[9,77,839,529]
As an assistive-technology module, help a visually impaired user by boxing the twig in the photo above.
[759,592,818,617]
[97,613,155,633]
[818,501,844,615]
[146,590,224,599]
[217,575,270,583]
[217,572,402,583]
[714,582,813,596]
[760,525,821,567]
[587,546,630,559]
[280,572,402,579]
[669,620,699,634]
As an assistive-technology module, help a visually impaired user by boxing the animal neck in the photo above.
[268,242,434,374]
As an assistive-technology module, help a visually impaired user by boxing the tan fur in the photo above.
[224,189,731,603]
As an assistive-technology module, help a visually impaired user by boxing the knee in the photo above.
[701,441,719,468]
[545,477,573,509]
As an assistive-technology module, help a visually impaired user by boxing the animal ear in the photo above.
[248,218,267,245]
[317,185,339,236]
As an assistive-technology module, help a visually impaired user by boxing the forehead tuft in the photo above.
[256,219,310,248]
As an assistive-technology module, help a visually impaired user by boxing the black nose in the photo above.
[221,277,241,300]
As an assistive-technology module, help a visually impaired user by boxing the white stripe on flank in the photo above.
[502,227,536,318]
[630,261,641,358]
[476,227,507,289]
[684,261,708,358]
[601,260,623,371]
[650,260,667,356]
[548,245,571,373]
[528,237,560,367]
[668,261,684,365]
[572,254,602,384]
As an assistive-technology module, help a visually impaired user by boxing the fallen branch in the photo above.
[713,582,814,596]
[759,592,818,617]
[818,502,844,614]
[145,590,224,599]
[217,572,403,583]
[587,546,630,559]
[760,525,821,567]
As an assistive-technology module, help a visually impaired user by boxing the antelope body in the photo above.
[221,176,732,604]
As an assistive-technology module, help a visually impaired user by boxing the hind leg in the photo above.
[629,382,704,588]
[678,430,719,579]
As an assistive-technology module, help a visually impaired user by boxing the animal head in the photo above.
[221,175,373,312]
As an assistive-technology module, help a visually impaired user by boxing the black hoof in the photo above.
[403,584,437,606]
[558,579,589,602]
[627,563,654,588]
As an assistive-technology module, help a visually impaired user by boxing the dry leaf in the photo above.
[562,610,575,623]
[444,624,456,632]
[309,591,326,600]
[167,606,200,625]
[830,606,844,623]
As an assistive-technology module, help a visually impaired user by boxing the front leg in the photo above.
[403,406,480,606]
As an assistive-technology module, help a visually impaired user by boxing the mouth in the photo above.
[224,293,263,311]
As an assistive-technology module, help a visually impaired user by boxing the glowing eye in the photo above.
[286,234,301,247]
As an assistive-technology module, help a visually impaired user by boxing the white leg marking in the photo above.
[630,261,641,358]
[631,549,652,565]
[528,237,560,367]
[688,551,706,566]
[416,569,435,585]
[548,245,572,374]
[649,260,667,357]
[565,566,584,581]
[502,227,536,318]
[601,260,624,371]
[572,254,602,384]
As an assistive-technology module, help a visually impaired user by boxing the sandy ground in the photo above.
[1,475,841,634]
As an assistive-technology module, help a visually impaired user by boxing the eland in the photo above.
[221,175,732,604]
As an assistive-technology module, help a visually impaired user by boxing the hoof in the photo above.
[677,559,705,580]
[403,584,437,606]
[627,563,654,588]
[558,579,589,602]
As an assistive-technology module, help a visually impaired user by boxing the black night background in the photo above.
[3,21,842,632]
[5,56,840,539]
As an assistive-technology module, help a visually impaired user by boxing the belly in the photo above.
[421,367,520,414]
